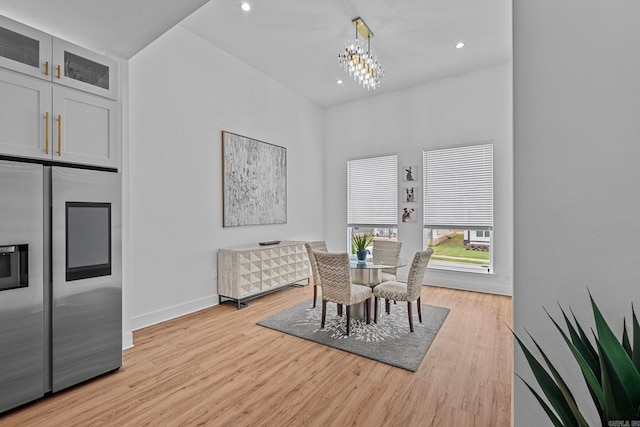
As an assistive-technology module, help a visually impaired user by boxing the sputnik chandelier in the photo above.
[338,17,385,91]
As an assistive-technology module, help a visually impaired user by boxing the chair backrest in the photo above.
[314,251,352,305]
[406,249,434,300]
[304,241,327,286]
[372,239,402,275]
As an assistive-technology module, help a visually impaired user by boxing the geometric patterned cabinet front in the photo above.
[218,241,310,309]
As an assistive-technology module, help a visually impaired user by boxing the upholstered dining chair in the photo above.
[372,239,403,283]
[304,241,328,308]
[373,248,433,332]
[313,251,372,335]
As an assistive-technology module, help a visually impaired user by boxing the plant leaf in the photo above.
[633,304,640,375]
[623,318,632,357]
[571,308,600,375]
[590,293,640,409]
[562,306,600,385]
[351,231,373,251]
[516,374,565,427]
[560,306,604,422]
[595,336,637,422]
[525,326,590,427]
[513,331,580,427]
[546,309,604,421]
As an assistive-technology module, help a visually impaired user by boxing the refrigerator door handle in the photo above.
[57,115,62,156]
[45,112,49,155]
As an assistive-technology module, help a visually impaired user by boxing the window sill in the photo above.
[428,261,493,275]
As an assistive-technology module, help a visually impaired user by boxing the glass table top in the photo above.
[348,257,408,269]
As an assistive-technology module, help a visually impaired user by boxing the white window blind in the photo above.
[347,154,398,227]
[423,143,493,230]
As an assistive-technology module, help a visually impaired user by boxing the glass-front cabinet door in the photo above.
[0,15,52,81]
[52,38,117,100]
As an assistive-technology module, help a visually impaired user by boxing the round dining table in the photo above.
[349,257,408,287]
[348,257,408,321]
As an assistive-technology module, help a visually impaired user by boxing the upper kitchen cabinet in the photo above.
[0,15,52,81]
[0,16,118,100]
[0,69,118,169]
[0,15,119,169]
[0,68,52,160]
[52,86,117,168]
[52,38,117,100]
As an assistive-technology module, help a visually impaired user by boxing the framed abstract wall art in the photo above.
[222,131,287,227]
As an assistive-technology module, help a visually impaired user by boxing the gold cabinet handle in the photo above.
[57,65,61,79]
[45,61,49,76]
[45,112,49,154]
[57,115,61,156]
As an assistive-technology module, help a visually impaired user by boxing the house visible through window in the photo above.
[423,144,493,273]
[347,154,398,256]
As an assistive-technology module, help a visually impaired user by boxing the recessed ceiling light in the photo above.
[240,2,251,12]
[336,79,343,85]
[456,42,465,49]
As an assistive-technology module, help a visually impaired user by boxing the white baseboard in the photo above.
[396,272,512,296]
[130,294,219,333]
[428,280,512,296]
[122,332,134,350]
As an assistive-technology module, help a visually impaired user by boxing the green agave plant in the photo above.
[515,293,640,426]
[351,231,373,252]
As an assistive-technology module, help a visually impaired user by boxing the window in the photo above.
[423,144,493,273]
[347,154,398,256]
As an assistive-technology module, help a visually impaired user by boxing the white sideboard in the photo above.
[218,241,310,309]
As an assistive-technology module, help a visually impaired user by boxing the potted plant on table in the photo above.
[352,231,373,263]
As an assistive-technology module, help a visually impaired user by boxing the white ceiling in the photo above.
[0,0,209,58]
[0,0,511,108]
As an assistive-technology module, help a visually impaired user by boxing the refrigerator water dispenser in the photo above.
[0,244,28,291]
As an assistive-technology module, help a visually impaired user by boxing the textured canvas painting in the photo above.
[222,131,287,227]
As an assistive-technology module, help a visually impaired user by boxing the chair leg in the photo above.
[385,299,390,314]
[374,296,379,323]
[313,285,317,308]
[346,306,351,336]
[365,298,370,324]
[417,296,422,323]
[337,304,343,317]
[407,301,414,332]
[321,300,327,328]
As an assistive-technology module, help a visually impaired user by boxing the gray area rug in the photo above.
[257,300,449,372]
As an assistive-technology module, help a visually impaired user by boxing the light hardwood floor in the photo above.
[0,285,513,426]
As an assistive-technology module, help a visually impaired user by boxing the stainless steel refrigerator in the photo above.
[0,160,121,413]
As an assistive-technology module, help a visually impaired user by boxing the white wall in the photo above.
[514,1,640,425]
[127,26,325,330]
[119,57,134,349]
[324,63,513,295]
